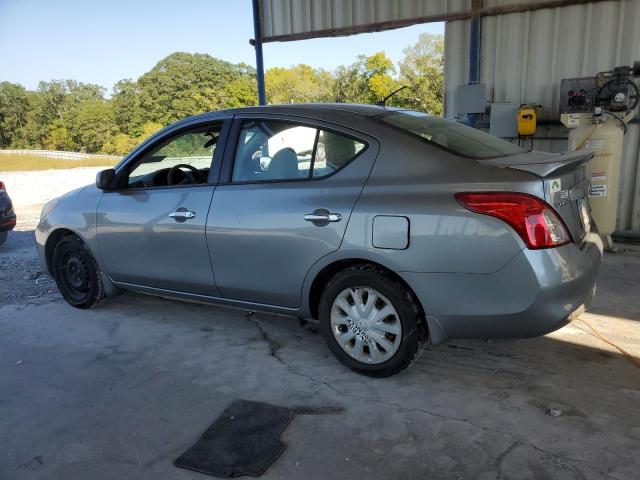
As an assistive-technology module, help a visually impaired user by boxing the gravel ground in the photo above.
[2,167,103,212]
[0,168,101,305]
[0,230,60,305]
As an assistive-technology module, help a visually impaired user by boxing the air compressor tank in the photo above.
[559,62,639,248]
[563,112,624,238]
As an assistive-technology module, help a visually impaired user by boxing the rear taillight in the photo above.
[0,181,5,191]
[455,192,572,249]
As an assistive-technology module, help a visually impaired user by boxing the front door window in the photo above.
[127,125,222,188]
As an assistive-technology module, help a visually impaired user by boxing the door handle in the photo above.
[304,212,342,223]
[169,209,196,220]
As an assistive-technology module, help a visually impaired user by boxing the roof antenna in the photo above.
[376,85,409,106]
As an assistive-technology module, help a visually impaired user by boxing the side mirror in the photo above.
[96,169,118,191]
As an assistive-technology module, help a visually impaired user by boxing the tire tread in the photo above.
[52,235,104,309]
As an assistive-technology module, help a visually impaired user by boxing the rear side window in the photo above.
[313,130,365,177]
[381,110,524,159]
[232,120,365,183]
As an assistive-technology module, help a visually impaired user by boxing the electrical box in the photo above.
[489,102,519,138]
[559,77,598,114]
[456,83,486,114]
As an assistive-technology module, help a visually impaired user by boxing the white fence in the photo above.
[0,149,120,161]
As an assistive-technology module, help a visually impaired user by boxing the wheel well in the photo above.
[308,258,425,320]
[45,228,77,275]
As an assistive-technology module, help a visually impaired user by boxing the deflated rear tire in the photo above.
[52,235,104,309]
[319,265,427,377]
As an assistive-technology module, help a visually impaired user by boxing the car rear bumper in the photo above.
[0,214,16,232]
[400,232,603,344]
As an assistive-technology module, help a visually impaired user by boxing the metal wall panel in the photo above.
[445,0,640,231]
[260,0,470,41]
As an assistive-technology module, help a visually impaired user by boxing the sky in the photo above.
[0,0,444,93]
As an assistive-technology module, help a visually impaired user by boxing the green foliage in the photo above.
[266,65,333,104]
[111,79,144,137]
[0,37,444,154]
[0,82,32,147]
[333,52,399,104]
[65,100,118,153]
[396,33,444,115]
[137,52,257,125]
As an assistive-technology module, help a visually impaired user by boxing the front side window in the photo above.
[232,120,365,183]
[127,124,222,188]
[380,110,524,159]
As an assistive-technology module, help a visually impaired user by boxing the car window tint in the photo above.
[128,125,221,188]
[381,110,524,159]
[313,130,365,177]
[232,120,317,182]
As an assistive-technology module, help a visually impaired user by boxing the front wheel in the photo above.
[319,265,427,377]
[52,235,104,309]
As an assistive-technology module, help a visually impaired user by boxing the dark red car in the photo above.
[0,181,16,245]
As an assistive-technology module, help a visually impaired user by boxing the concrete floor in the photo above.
[1,248,639,480]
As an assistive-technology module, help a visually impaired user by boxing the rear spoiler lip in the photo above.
[479,150,594,178]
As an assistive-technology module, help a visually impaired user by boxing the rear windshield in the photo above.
[380,110,524,159]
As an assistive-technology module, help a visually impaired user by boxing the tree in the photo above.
[103,133,136,156]
[104,122,164,156]
[333,52,399,104]
[45,122,74,151]
[65,100,118,153]
[0,82,32,147]
[0,38,445,154]
[111,79,144,137]
[137,52,257,125]
[265,65,333,104]
[396,33,444,114]
[35,80,104,123]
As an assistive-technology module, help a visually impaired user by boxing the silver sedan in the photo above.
[36,104,602,376]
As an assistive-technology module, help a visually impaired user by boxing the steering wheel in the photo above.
[167,164,205,186]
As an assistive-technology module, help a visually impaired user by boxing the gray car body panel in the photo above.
[36,103,602,345]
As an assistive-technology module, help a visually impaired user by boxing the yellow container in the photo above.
[517,106,537,136]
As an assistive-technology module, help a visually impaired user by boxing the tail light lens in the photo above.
[455,192,572,249]
[0,181,5,191]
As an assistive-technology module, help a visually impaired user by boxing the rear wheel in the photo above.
[0,231,7,245]
[52,235,104,308]
[319,265,427,377]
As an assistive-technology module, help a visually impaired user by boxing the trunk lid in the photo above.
[479,150,594,243]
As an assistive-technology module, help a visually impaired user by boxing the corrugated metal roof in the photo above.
[445,0,640,231]
[260,0,471,42]
[258,0,614,42]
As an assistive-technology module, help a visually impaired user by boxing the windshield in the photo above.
[380,110,524,159]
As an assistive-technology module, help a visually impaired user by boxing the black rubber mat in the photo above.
[175,400,294,477]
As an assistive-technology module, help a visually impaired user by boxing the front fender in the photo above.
[36,185,103,275]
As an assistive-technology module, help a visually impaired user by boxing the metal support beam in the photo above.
[252,0,266,105]
[468,1,481,84]
[467,0,482,127]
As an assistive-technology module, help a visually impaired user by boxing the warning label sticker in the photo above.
[585,139,604,149]
[567,114,580,126]
[591,171,607,181]
[589,184,607,197]
[549,178,562,197]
